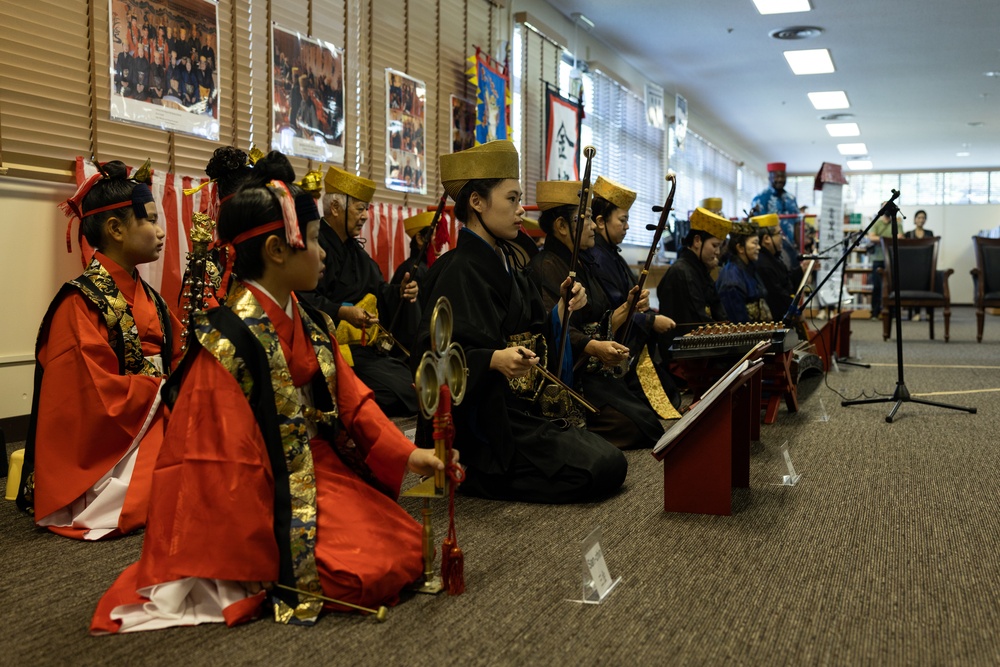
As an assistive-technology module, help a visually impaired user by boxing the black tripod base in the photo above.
[834,356,870,369]
[842,383,977,423]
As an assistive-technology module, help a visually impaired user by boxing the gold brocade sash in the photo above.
[71,258,167,378]
[194,283,332,625]
[636,349,681,420]
[333,292,381,366]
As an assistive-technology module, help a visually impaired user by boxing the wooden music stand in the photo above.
[652,349,764,516]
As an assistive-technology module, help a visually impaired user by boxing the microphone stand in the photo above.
[837,191,976,422]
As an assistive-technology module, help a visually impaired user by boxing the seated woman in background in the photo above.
[716,221,772,324]
[904,209,934,320]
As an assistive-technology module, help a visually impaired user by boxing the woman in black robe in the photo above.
[414,142,626,504]
[526,181,663,449]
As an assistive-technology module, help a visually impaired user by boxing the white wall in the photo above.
[0,177,79,419]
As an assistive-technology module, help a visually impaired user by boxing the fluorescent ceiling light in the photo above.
[847,160,873,170]
[956,151,971,157]
[784,49,835,75]
[837,143,868,155]
[753,0,811,15]
[826,122,860,137]
[808,91,850,109]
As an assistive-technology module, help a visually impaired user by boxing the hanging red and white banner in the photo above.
[544,86,583,181]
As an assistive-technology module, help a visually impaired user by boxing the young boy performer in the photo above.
[17,160,182,540]
[91,151,449,634]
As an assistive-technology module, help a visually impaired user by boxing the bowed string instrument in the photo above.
[555,145,597,381]
[616,173,676,357]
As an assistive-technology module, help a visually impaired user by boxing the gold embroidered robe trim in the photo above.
[194,284,326,625]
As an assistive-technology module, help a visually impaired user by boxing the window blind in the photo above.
[0,0,498,199]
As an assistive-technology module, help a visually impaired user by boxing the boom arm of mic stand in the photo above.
[782,204,899,325]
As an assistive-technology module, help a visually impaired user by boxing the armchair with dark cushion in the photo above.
[971,236,1000,342]
[878,236,952,341]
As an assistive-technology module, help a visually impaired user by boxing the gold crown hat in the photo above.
[751,212,780,228]
[296,169,324,196]
[701,197,723,213]
[689,207,732,240]
[521,215,540,232]
[324,165,377,203]
[593,176,636,212]
[404,211,436,237]
[439,140,519,200]
[535,180,582,211]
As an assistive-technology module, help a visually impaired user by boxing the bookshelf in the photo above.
[844,217,874,318]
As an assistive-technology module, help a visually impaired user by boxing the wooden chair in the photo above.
[970,236,1000,342]
[879,237,952,342]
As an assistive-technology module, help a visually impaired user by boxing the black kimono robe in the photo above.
[527,238,663,449]
[414,229,626,504]
[585,235,682,409]
[300,220,419,416]
[756,247,796,322]
[656,247,727,327]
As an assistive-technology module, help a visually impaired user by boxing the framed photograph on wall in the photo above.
[108,0,220,140]
[451,95,476,154]
[271,24,345,163]
[385,68,426,195]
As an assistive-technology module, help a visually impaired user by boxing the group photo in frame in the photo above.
[272,24,345,163]
[385,69,427,195]
[450,95,476,154]
[108,0,220,140]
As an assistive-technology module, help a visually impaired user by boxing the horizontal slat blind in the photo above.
[0,2,92,175]
[518,24,562,206]
[408,0,437,205]
[439,0,468,185]
[0,0,494,190]
[370,0,405,207]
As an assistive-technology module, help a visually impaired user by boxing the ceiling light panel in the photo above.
[837,142,868,155]
[847,160,873,170]
[826,122,860,137]
[784,49,835,75]
[753,0,811,15]
[808,91,850,109]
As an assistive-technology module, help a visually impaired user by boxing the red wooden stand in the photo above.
[761,349,798,424]
[654,364,762,515]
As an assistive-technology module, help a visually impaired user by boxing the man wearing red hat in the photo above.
[751,162,800,271]
[751,162,799,218]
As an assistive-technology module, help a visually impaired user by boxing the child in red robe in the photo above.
[92,151,449,633]
[17,160,182,540]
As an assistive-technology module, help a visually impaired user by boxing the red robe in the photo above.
[32,252,181,540]
[91,286,423,633]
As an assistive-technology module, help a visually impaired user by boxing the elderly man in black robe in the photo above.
[300,166,419,416]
